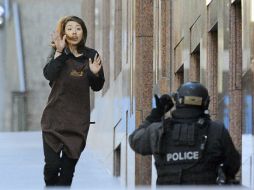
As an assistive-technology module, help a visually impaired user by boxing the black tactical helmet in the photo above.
[173,81,210,110]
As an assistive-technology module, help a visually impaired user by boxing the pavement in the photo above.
[0,131,122,190]
[0,131,251,190]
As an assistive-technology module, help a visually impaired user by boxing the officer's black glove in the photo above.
[155,94,174,113]
[146,94,174,123]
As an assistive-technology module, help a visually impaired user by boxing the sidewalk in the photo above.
[0,131,250,190]
[0,131,122,190]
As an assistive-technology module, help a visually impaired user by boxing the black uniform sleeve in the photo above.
[129,119,163,155]
[220,127,241,180]
[129,106,166,155]
[43,49,68,83]
[88,66,105,91]
[146,108,164,122]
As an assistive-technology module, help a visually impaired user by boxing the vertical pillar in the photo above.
[81,0,95,48]
[0,4,5,130]
[207,28,218,120]
[157,0,171,94]
[135,0,153,185]
[229,1,242,154]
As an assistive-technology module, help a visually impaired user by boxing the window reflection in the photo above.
[244,95,252,134]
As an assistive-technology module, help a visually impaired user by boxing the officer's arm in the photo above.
[129,94,173,155]
[129,120,162,155]
[221,127,241,181]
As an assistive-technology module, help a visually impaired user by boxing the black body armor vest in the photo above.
[154,117,217,185]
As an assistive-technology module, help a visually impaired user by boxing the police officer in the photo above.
[129,81,240,185]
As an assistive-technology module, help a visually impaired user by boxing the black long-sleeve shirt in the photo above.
[43,47,105,91]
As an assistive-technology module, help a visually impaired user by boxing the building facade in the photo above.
[89,0,254,188]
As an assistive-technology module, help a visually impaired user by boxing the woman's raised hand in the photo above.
[52,31,66,52]
[89,54,102,75]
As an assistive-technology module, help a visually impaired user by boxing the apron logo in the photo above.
[166,151,199,162]
[70,70,84,77]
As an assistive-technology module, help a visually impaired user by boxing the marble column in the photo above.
[135,0,153,186]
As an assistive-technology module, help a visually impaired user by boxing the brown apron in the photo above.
[41,58,90,159]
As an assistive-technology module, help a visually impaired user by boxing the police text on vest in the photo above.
[166,151,199,161]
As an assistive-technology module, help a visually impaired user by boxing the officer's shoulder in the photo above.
[208,120,226,132]
[149,121,163,126]
[148,121,163,129]
[209,120,225,127]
